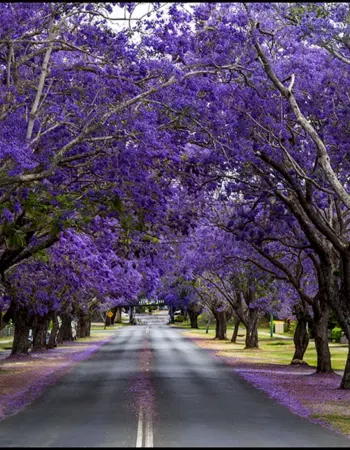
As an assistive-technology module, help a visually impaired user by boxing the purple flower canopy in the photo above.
[1,2,350,386]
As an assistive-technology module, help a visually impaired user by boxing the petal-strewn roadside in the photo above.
[183,330,350,439]
[0,328,118,422]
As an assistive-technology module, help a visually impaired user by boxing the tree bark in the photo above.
[11,306,31,356]
[230,288,260,348]
[85,316,91,337]
[341,343,350,389]
[47,311,59,349]
[243,309,259,349]
[245,321,259,348]
[231,317,240,343]
[214,309,227,340]
[206,316,211,334]
[57,313,73,343]
[245,328,258,349]
[129,306,136,325]
[292,317,309,362]
[77,312,90,338]
[104,314,111,329]
[183,308,188,322]
[77,316,86,338]
[32,314,48,351]
[115,306,122,324]
[313,298,332,373]
[168,306,175,324]
[188,309,199,329]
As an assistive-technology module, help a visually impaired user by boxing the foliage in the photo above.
[1,1,350,387]
[331,327,342,343]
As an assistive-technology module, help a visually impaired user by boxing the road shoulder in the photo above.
[182,328,350,440]
[0,327,119,422]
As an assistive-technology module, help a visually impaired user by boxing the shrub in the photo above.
[331,326,342,343]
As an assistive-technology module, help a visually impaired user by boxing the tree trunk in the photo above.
[231,317,240,343]
[319,255,350,387]
[11,306,31,356]
[245,326,258,348]
[183,308,188,322]
[85,316,91,337]
[77,315,87,338]
[32,315,48,351]
[214,309,227,340]
[188,309,199,329]
[47,311,59,349]
[169,306,175,324]
[77,313,91,338]
[341,343,350,389]
[57,313,73,343]
[313,300,332,373]
[110,307,117,325]
[244,310,259,349]
[104,314,111,329]
[206,317,211,334]
[129,306,136,325]
[115,306,122,324]
[292,317,309,363]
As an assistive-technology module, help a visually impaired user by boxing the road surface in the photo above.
[0,312,348,447]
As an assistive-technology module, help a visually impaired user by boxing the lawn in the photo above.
[91,322,130,331]
[181,324,350,438]
[178,325,347,370]
[0,327,119,422]
[0,336,13,352]
[0,323,127,352]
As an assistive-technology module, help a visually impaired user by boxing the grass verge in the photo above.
[0,326,120,421]
[179,326,348,370]
[181,326,350,438]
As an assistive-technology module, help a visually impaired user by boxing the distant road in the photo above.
[0,312,348,447]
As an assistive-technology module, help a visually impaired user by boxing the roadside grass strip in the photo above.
[0,327,119,422]
[183,327,350,439]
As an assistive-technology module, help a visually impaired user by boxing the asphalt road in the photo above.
[0,312,349,447]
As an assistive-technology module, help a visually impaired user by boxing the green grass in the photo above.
[311,413,350,434]
[171,321,217,330]
[90,322,129,330]
[183,326,348,371]
[0,336,13,351]
[0,345,12,351]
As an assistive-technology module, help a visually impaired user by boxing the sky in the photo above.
[108,3,198,32]
[108,3,171,31]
